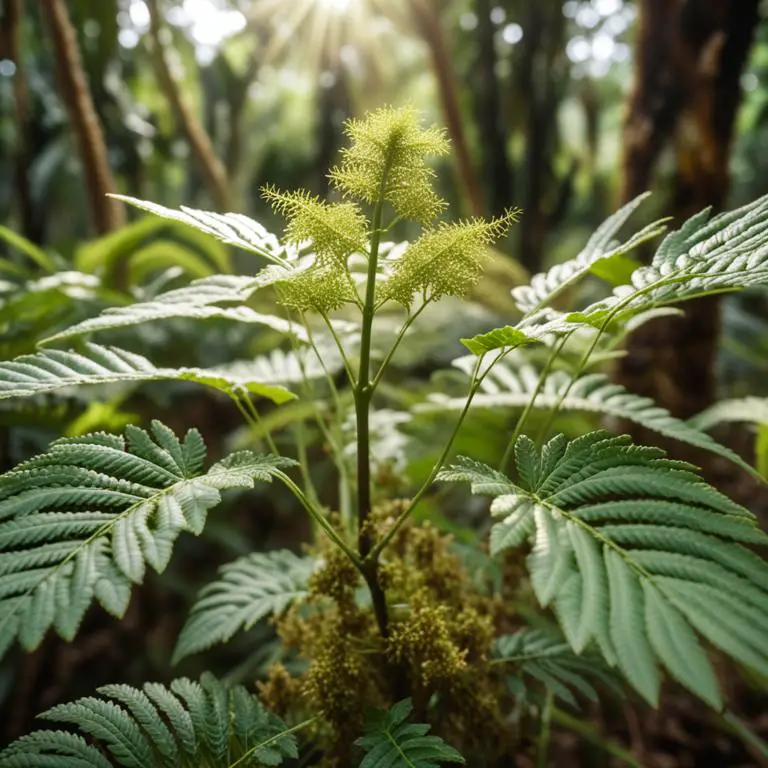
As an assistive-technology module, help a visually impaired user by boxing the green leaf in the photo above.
[173,550,314,663]
[424,358,760,479]
[42,273,303,345]
[0,673,298,767]
[441,431,768,708]
[494,626,623,708]
[688,397,768,431]
[0,343,296,405]
[460,326,536,355]
[110,195,293,263]
[0,224,58,273]
[0,422,296,657]
[355,699,465,767]
[511,193,665,313]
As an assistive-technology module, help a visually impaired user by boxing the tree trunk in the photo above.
[473,0,513,216]
[146,0,232,211]
[409,0,485,217]
[41,0,125,235]
[616,0,759,442]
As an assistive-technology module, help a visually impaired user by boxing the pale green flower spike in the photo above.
[329,105,451,224]
[382,210,521,307]
[278,264,355,315]
[262,185,368,265]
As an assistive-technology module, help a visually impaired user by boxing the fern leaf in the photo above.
[572,195,768,325]
[0,343,295,404]
[0,673,299,767]
[688,397,768,431]
[439,431,768,709]
[42,273,303,345]
[512,193,666,313]
[0,422,295,658]
[423,358,756,477]
[173,550,314,663]
[355,699,465,767]
[494,626,623,708]
[109,195,295,264]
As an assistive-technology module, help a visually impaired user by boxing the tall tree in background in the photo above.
[616,0,760,442]
[41,0,125,234]
[473,0,513,216]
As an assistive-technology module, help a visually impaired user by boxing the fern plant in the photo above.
[2,106,768,766]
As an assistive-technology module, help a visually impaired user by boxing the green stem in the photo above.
[276,471,362,569]
[228,718,316,768]
[551,707,642,767]
[369,356,484,561]
[370,302,429,392]
[537,688,553,768]
[354,158,393,637]
[319,311,357,387]
[240,395,280,456]
[499,333,572,472]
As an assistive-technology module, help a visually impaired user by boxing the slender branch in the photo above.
[537,688,554,768]
[275,471,362,569]
[228,718,316,768]
[370,302,429,392]
[499,332,573,470]
[240,395,279,455]
[146,0,232,210]
[319,312,358,387]
[41,0,125,235]
[369,356,484,561]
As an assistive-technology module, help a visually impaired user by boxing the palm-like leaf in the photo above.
[0,672,299,767]
[0,343,295,404]
[439,431,768,708]
[355,699,464,767]
[0,421,296,658]
[173,550,314,663]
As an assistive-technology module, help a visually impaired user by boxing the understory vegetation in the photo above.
[0,106,768,766]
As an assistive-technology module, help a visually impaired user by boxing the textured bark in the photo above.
[473,0,513,216]
[146,0,232,211]
[409,0,484,217]
[616,0,759,439]
[41,0,125,234]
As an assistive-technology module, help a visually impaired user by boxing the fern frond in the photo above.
[0,422,295,658]
[355,699,465,767]
[512,193,667,313]
[0,672,299,767]
[572,195,768,325]
[0,343,295,404]
[688,397,768,431]
[173,550,314,663]
[494,627,623,708]
[110,195,296,266]
[42,273,302,345]
[439,431,768,708]
[421,357,756,476]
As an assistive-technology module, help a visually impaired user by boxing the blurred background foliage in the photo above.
[2,0,768,764]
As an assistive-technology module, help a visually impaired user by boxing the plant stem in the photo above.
[369,356,484,561]
[370,302,429,392]
[353,158,393,638]
[499,333,571,471]
[228,718,316,768]
[276,471,362,569]
[551,707,641,767]
[537,688,553,768]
